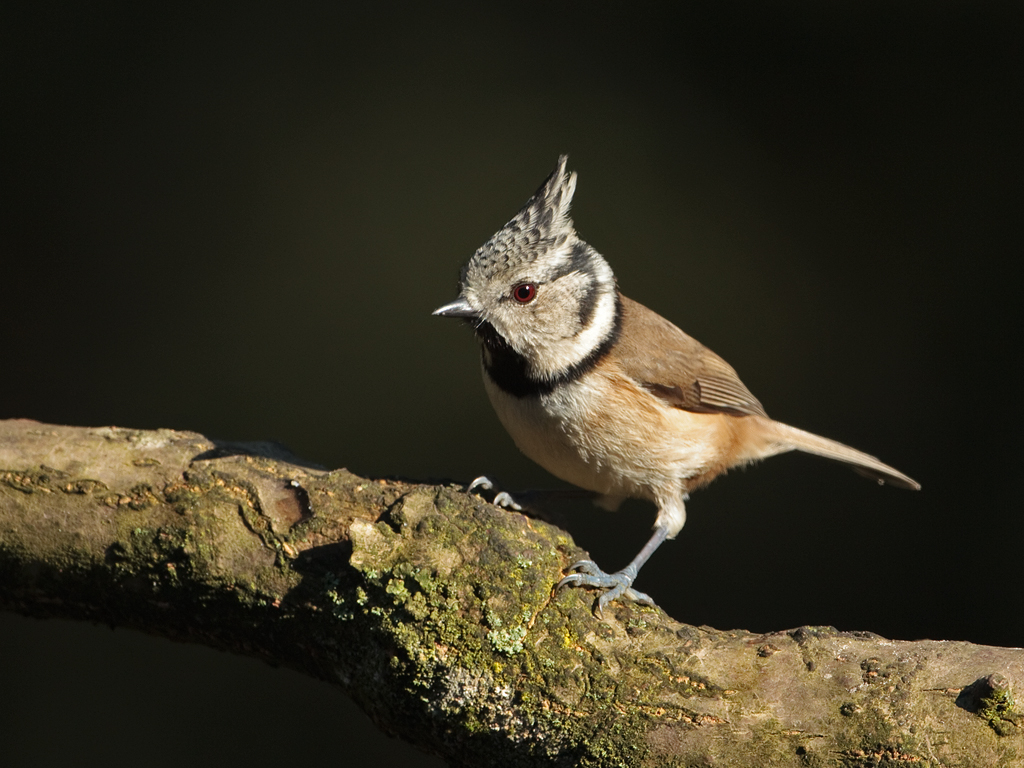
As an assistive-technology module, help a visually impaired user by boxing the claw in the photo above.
[467,476,494,494]
[557,559,654,616]
[563,560,601,576]
[492,491,523,511]
[467,477,524,511]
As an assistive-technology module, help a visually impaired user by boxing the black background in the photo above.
[3,3,1021,766]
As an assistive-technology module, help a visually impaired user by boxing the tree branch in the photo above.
[0,419,1020,766]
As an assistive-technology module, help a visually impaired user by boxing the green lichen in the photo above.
[487,625,527,655]
[978,687,1021,737]
[332,486,721,765]
[385,576,411,603]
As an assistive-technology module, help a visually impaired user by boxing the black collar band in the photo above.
[476,293,622,398]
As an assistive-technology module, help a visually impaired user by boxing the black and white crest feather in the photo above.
[461,155,578,287]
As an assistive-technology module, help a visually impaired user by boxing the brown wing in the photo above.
[614,294,768,418]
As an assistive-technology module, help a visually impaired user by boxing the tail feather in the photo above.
[763,421,920,491]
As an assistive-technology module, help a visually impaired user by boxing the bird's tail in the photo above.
[758,419,920,490]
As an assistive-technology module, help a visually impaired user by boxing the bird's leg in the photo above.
[558,524,671,616]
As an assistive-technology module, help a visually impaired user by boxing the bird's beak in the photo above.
[432,297,480,318]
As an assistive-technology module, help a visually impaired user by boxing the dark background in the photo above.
[2,3,1020,766]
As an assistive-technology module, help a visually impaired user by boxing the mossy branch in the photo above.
[0,419,1021,767]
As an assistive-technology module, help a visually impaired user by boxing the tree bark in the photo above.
[0,419,1020,767]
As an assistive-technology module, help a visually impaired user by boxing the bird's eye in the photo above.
[512,283,537,303]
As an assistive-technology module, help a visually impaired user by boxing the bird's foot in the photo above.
[558,560,655,617]
[467,476,523,511]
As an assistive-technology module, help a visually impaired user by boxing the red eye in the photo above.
[512,283,537,303]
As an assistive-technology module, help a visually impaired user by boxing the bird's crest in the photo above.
[462,156,578,283]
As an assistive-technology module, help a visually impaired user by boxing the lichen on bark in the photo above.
[0,420,1021,767]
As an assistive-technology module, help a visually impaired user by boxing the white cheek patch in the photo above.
[527,285,617,380]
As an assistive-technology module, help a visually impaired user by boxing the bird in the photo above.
[433,155,920,615]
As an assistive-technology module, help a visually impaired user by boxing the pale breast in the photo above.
[481,362,747,502]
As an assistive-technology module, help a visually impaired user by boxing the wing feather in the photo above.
[614,294,767,418]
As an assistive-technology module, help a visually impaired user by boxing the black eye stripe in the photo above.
[547,240,595,282]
